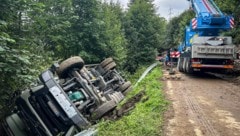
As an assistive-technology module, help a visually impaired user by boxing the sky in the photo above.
[113,0,190,20]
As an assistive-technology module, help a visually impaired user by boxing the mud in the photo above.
[232,76,240,86]
[231,59,240,86]
[163,69,240,136]
[103,90,146,121]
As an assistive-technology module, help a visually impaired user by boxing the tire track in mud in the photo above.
[164,70,240,136]
[181,86,219,136]
[165,78,219,136]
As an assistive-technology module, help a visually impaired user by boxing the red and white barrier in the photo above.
[192,18,197,29]
[170,51,180,58]
[230,17,234,29]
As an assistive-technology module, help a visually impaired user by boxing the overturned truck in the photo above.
[1,56,132,136]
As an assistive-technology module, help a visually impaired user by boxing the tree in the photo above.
[70,0,104,63]
[214,0,240,44]
[25,0,74,58]
[123,0,166,73]
[0,0,53,118]
[162,10,194,50]
[98,2,127,66]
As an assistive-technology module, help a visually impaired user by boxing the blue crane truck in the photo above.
[177,0,237,73]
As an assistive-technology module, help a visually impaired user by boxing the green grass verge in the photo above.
[97,66,168,136]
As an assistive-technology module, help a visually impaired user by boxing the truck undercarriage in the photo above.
[1,56,132,136]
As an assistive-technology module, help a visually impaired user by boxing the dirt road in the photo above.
[163,70,240,136]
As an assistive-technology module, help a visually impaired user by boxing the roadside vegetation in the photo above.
[98,66,168,136]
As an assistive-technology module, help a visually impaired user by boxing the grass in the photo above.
[97,66,168,136]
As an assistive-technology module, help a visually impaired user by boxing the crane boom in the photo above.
[188,0,234,36]
[190,0,222,15]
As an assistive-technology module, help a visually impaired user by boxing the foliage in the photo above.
[214,0,240,44]
[123,0,166,73]
[162,10,194,50]
[57,0,128,65]
[98,67,168,136]
[0,0,53,117]
[70,0,101,62]
[214,0,239,14]
[97,2,127,66]
[125,65,149,84]
[27,0,74,57]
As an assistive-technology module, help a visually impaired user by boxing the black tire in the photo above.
[179,58,184,72]
[181,58,184,72]
[103,61,117,71]
[91,100,117,120]
[177,58,182,72]
[186,58,193,74]
[186,59,189,73]
[108,92,125,103]
[117,81,132,93]
[57,56,84,78]
[183,58,187,73]
[100,58,114,68]
[123,86,133,95]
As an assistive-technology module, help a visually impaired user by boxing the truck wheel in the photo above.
[123,86,133,95]
[181,58,184,72]
[108,92,125,104]
[91,100,117,120]
[182,58,186,73]
[186,59,190,73]
[117,81,132,94]
[103,61,116,71]
[177,58,182,72]
[179,58,184,72]
[100,61,117,75]
[185,58,188,73]
[186,58,193,74]
[100,58,114,68]
[57,56,84,78]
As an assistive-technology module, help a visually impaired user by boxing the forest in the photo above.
[0,0,239,119]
